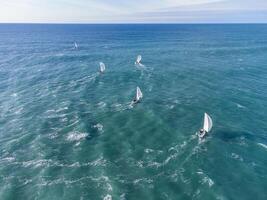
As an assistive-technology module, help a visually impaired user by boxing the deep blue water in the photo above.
[0,24,267,200]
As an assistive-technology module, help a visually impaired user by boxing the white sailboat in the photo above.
[132,86,143,104]
[198,113,213,138]
[99,62,106,73]
[136,86,143,101]
[74,42,78,49]
[135,55,142,65]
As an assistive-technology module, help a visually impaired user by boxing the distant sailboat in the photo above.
[198,113,213,138]
[99,62,105,73]
[74,42,78,49]
[136,86,143,101]
[132,86,143,104]
[135,55,142,65]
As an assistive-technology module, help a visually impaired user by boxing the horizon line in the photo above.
[0,22,267,25]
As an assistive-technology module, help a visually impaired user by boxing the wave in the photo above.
[111,103,130,112]
[257,143,267,150]
[93,123,104,133]
[236,103,246,109]
[97,101,107,109]
[15,156,107,169]
[0,157,15,163]
[133,178,153,185]
[231,153,244,162]
[197,170,214,187]
[66,131,88,142]
[103,194,112,200]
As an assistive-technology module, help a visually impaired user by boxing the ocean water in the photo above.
[0,24,267,200]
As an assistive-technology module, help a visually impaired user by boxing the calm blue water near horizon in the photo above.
[0,24,267,200]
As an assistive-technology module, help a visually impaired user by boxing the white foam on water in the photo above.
[11,93,17,97]
[111,103,128,112]
[90,156,107,167]
[61,117,68,122]
[93,123,104,133]
[202,176,214,187]
[22,159,53,168]
[48,132,58,139]
[46,109,56,113]
[231,153,244,162]
[236,103,245,109]
[173,99,180,104]
[144,148,154,153]
[75,142,81,146]
[1,157,15,162]
[198,170,214,187]
[166,104,175,109]
[136,160,144,168]
[97,101,107,109]
[67,119,80,127]
[147,161,161,168]
[192,189,201,199]
[163,153,177,165]
[120,193,126,200]
[257,143,267,150]
[103,194,112,200]
[107,183,113,191]
[56,106,68,112]
[66,131,88,142]
[133,178,153,185]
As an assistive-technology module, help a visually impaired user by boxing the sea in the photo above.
[0,24,267,200]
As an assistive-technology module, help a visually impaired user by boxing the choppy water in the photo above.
[0,24,267,200]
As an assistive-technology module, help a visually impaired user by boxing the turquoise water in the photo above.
[0,24,267,200]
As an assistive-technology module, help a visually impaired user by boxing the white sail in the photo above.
[203,113,213,133]
[136,87,143,101]
[74,42,78,49]
[135,55,142,64]
[99,62,105,73]
[137,55,142,63]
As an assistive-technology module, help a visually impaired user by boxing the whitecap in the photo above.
[93,123,104,133]
[103,194,112,200]
[120,193,126,200]
[202,176,214,187]
[61,117,68,122]
[67,119,80,127]
[133,178,153,185]
[136,160,144,168]
[144,148,154,153]
[166,104,175,109]
[1,157,15,162]
[56,106,68,112]
[258,143,267,150]
[66,131,88,142]
[90,157,107,167]
[48,132,58,139]
[174,100,180,104]
[163,153,177,165]
[111,103,128,112]
[197,169,214,187]
[97,101,106,109]
[107,183,113,191]
[236,103,245,109]
[231,153,243,162]
[22,159,53,168]
[147,161,161,168]
[46,109,56,113]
